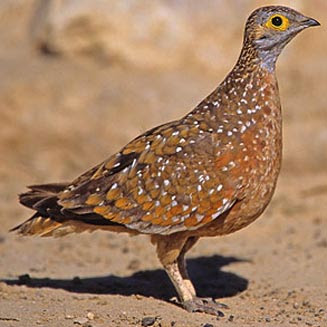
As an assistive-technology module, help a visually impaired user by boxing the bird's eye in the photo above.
[272,16,283,27]
[266,14,289,31]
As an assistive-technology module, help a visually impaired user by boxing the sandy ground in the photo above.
[0,1,326,327]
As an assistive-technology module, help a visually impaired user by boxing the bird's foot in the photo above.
[182,297,228,316]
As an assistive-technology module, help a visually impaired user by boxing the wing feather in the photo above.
[57,120,241,235]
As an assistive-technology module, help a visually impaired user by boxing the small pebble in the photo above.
[74,317,88,325]
[127,259,141,270]
[142,317,156,326]
[217,310,224,318]
[203,324,214,327]
[134,294,143,300]
[122,246,129,254]
[228,315,234,322]
[87,312,95,320]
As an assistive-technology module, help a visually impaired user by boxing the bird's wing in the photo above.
[59,119,243,235]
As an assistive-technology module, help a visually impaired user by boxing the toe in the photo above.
[182,297,227,316]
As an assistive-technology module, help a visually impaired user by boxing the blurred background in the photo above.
[0,0,326,228]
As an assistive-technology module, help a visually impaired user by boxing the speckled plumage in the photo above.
[13,6,319,315]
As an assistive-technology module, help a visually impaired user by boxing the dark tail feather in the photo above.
[26,183,68,193]
[13,182,120,237]
[12,183,69,236]
[19,183,68,211]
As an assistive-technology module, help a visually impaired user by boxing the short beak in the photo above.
[301,17,321,28]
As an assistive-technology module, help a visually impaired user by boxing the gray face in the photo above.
[244,6,320,70]
[253,8,320,50]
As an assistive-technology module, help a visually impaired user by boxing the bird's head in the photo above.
[243,6,320,70]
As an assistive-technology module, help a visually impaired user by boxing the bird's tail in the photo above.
[11,183,68,237]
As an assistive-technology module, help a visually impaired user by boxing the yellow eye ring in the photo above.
[265,14,289,31]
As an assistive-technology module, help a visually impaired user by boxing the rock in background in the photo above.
[28,0,306,70]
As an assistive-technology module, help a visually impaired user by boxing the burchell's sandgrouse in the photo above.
[12,6,319,315]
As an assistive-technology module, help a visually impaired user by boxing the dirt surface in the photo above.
[0,1,326,327]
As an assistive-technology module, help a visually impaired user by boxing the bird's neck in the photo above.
[191,44,281,124]
[216,54,280,116]
[235,40,280,74]
[237,32,285,72]
[195,48,282,130]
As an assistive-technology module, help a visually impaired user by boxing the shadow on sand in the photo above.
[3,255,249,302]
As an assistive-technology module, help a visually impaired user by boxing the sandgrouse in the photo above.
[12,6,319,315]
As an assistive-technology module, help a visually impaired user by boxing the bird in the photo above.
[12,6,319,316]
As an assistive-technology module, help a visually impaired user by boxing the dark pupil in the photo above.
[272,16,283,26]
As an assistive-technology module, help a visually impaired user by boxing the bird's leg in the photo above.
[164,259,194,302]
[152,234,228,316]
[151,234,194,302]
[177,237,228,315]
[177,236,199,297]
